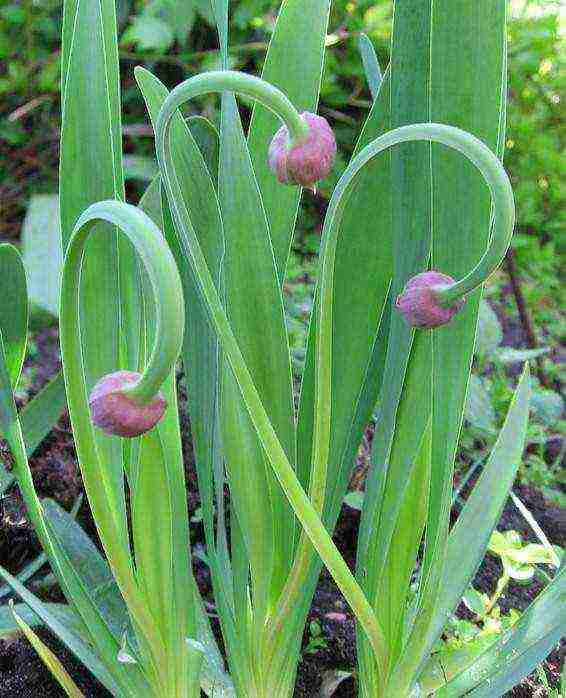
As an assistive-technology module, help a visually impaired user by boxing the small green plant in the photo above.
[303,619,329,656]
[0,2,564,698]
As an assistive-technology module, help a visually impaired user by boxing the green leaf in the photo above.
[297,74,393,607]
[364,3,508,691]
[0,498,81,603]
[247,0,332,281]
[425,0,507,646]
[0,566,121,695]
[10,601,85,697]
[123,155,158,182]
[186,115,219,183]
[210,0,228,66]
[357,3,435,682]
[219,92,295,611]
[397,366,530,688]
[136,70,243,682]
[0,243,28,388]
[20,372,67,456]
[357,33,383,101]
[530,389,564,426]
[464,375,496,433]
[59,200,198,694]
[41,499,129,637]
[21,194,61,317]
[121,16,174,51]
[135,65,231,667]
[475,301,503,357]
[60,0,138,625]
[0,602,78,640]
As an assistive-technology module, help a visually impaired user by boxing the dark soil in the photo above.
[0,326,564,697]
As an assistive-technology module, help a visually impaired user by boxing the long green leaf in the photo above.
[283,74,393,679]
[357,34,383,101]
[392,366,531,690]
[247,0,331,281]
[423,0,508,628]
[10,601,85,698]
[20,372,67,456]
[0,601,78,639]
[357,3,434,678]
[59,0,136,654]
[136,72,248,687]
[0,567,121,695]
[0,497,81,604]
[219,92,295,613]
[135,69,238,680]
[357,2,508,689]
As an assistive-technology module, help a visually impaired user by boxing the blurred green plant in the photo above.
[462,300,565,508]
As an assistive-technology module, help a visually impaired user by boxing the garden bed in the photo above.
[0,324,563,697]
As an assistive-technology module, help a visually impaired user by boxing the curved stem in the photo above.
[68,201,185,405]
[310,121,514,684]
[155,70,309,145]
[58,201,186,690]
[154,72,388,673]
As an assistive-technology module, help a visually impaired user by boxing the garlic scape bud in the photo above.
[89,370,167,437]
[60,201,184,438]
[395,271,466,329]
[268,111,337,187]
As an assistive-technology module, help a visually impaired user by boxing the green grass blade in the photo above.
[357,34,383,101]
[290,77,393,662]
[41,498,129,638]
[210,0,228,67]
[20,372,67,456]
[59,201,189,690]
[0,497,80,603]
[0,244,27,389]
[0,602,79,639]
[135,64,231,651]
[10,601,85,698]
[132,424,198,696]
[247,0,331,281]
[357,3,508,687]
[357,332,432,685]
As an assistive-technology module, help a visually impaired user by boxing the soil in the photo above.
[0,326,564,697]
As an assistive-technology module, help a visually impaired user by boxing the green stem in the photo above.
[60,200,185,688]
[155,72,388,674]
[305,121,514,688]
[154,70,309,145]
[68,201,185,406]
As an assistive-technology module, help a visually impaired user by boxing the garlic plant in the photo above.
[0,1,563,698]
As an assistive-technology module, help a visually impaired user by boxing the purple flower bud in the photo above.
[268,112,337,187]
[89,370,167,438]
[395,271,465,329]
